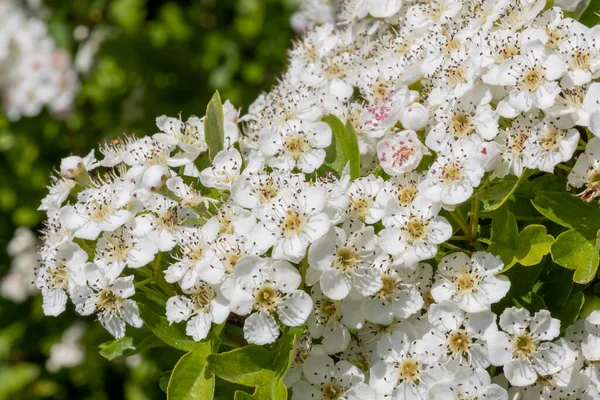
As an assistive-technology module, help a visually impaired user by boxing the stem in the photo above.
[556,164,572,172]
[450,209,470,237]
[135,277,154,288]
[153,253,173,296]
[450,235,470,241]
[299,256,309,289]
[440,242,471,254]
[470,197,480,240]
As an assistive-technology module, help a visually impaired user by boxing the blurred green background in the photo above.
[0,0,296,398]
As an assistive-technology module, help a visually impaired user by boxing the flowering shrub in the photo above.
[36,0,600,398]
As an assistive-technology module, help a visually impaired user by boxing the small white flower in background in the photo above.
[227,256,313,345]
[46,323,86,373]
[487,307,565,387]
[1,227,39,303]
[73,263,143,338]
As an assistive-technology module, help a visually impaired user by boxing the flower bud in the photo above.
[400,103,429,131]
[60,156,85,179]
[141,165,170,192]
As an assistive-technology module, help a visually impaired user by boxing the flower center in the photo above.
[374,80,392,100]
[190,283,216,312]
[48,264,68,289]
[392,144,416,168]
[282,210,305,237]
[254,284,280,312]
[406,217,427,243]
[447,329,472,355]
[378,274,397,302]
[450,111,474,137]
[521,68,544,91]
[322,382,345,400]
[284,135,310,160]
[500,43,520,59]
[225,252,242,274]
[446,65,468,87]
[332,247,360,272]
[97,287,121,312]
[540,127,561,152]
[320,299,339,318]
[397,187,417,206]
[581,169,600,201]
[349,196,372,220]
[324,62,345,80]
[157,209,178,231]
[258,179,279,203]
[455,266,479,293]
[570,49,590,71]
[508,131,529,154]
[513,334,537,359]
[545,28,562,49]
[218,214,234,235]
[441,164,463,184]
[398,358,422,383]
[89,200,113,223]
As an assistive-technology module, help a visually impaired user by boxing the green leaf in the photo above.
[532,191,600,240]
[551,229,599,283]
[0,363,40,398]
[581,294,600,319]
[138,304,211,352]
[168,348,214,400]
[205,91,225,162]
[207,345,276,387]
[273,332,296,380]
[553,291,585,330]
[513,291,547,314]
[99,334,164,361]
[477,172,530,211]
[234,381,287,400]
[159,371,171,393]
[578,0,600,27]
[344,121,361,180]
[516,225,554,266]
[321,115,360,179]
[488,205,520,270]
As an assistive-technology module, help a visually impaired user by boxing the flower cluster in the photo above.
[0,0,78,120]
[35,0,600,397]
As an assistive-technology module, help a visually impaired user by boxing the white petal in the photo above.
[243,311,280,345]
[278,290,313,327]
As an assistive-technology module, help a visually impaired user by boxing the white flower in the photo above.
[59,183,133,240]
[293,354,375,400]
[525,118,579,173]
[379,198,452,264]
[559,32,600,88]
[306,286,364,354]
[73,263,143,338]
[400,103,429,132]
[37,242,88,316]
[259,119,332,173]
[154,115,207,164]
[415,301,497,369]
[199,148,243,190]
[568,137,600,201]
[345,175,385,223]
[166,282,230,341]
[496,40,565,112]
[430,252,510,313]
[420,143,485,206]
[228,256,312,345]
[377,130,426,176]
[487,307,565,387]
[254,185,330,263]
[95,225,158,274]
[428,367,508,400]
[308,220,380,300]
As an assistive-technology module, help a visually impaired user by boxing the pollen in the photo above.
[398,358,422,383]
[447,329,472,355]
[282,210,305,237]
[332,247,360,272]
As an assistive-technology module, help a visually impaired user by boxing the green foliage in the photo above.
[578,0,600,27]
[168,347,214,400]
[321,115,361,179]
[552,229,600,283]
[99,334,164,361]
[205,91,225,162]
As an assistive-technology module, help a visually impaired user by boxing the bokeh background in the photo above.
[0,0,296,398]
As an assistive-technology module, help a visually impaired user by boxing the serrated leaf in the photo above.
[516,225,554,266]
[99,334,164,361]
[168,348,214,400]
[532,191,600,240]
[205,91,225,162]
[551,229,599,283]
[138,304,210,352]
[488,205,520,270]
[234,381,287,400]
[207,345,276,387]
